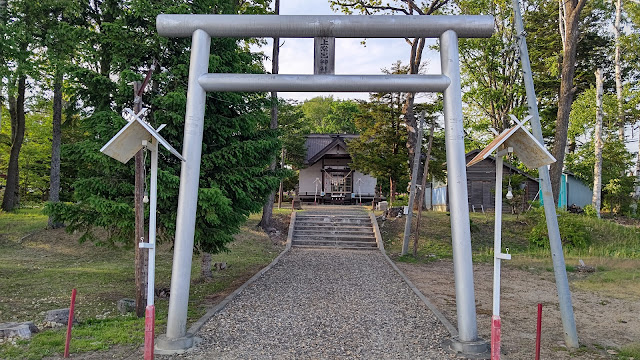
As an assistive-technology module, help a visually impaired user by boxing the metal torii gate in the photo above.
[155,14,494,355]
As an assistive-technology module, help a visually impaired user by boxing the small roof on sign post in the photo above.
[100,108,185,163]
[467,115,555,169]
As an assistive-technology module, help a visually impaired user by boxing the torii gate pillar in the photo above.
[156,29,211,352]
[441,29,479,347]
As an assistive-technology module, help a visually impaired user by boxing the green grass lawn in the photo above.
[0,208,286,359]
[381,209,640,300]
[382,209,640,359]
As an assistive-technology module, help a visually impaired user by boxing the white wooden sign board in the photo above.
[467,115,555,169]
[100,108,185,163]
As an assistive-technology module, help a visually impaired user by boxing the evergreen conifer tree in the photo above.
[46,0,281,255]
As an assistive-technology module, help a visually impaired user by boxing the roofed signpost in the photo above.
[154,14,498,357]
[100,108,185,360]
[468,114,556,359]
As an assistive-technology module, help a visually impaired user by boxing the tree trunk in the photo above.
[261,191,276,229]
[404,92,417,177]
[414,119,435,256]
[48,69,63,228]
[558,0,566,52]
[22,157,30,199]
[592,69,604,218]
[259,0,280,230]
[2,77,26,212]
[201,253,212,279]
[550,3,585,206]
[614,0,624,141]
[389,177,395,207]
[403,37,426,178]
[567,137,576,153]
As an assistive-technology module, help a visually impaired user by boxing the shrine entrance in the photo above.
[154,13,494,355]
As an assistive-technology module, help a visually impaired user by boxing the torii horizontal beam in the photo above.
[157,14,494,39]
[198,74,451,93]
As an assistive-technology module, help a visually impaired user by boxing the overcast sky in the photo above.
[257,0,441,102]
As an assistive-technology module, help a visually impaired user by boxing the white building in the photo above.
[298,134,377,204]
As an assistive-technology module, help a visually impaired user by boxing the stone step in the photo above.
[291,238,378,246]
[295,222,373,230]
[295,220,372,225]
[297,215,369,219]
[293,233,375,241]
[296,221,372,229]
[290,210,377,251]
[297,213,369,216]
[294,229,374,236]
[291,240,378,248]
[295,219,371,225]
[291,244,378,250]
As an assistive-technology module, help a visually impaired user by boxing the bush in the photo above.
[392,194,409,207]
[528,208,591,249]
[583,204,597,218]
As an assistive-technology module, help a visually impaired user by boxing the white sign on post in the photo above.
[100,108,186,357]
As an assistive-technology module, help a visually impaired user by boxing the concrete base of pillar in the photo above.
[155,333,199,355]
[449,336,490,359]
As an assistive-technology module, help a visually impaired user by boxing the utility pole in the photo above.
[133,64,156,318]
[133,81,147,318]
[512,0,579,348]
[402,112,424,256]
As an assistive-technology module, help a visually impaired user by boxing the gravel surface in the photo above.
[164,248,454,359]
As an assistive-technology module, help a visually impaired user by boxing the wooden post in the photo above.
[63,288,77,358]
[134,81,147,318]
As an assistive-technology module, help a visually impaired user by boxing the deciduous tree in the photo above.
[1,0,35,211]
[348,93,408,206]
[592,69,604,218]
[329,0,449,177]
[457,0,526,135]
[550,0,588,205]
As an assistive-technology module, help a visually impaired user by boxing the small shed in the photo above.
[542,172,592,209]
[562,173,592,208]
[432,150,540,213]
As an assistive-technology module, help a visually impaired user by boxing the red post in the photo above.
[535,303,542,360]
[64,288,77,358]
[144,305,155,360]
[491,315,501,360]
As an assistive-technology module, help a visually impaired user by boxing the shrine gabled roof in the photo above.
[305,134,359,165]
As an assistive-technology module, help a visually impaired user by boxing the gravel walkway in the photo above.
[169,249,454,359]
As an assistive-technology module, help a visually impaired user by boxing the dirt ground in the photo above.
[397,260,640,359]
